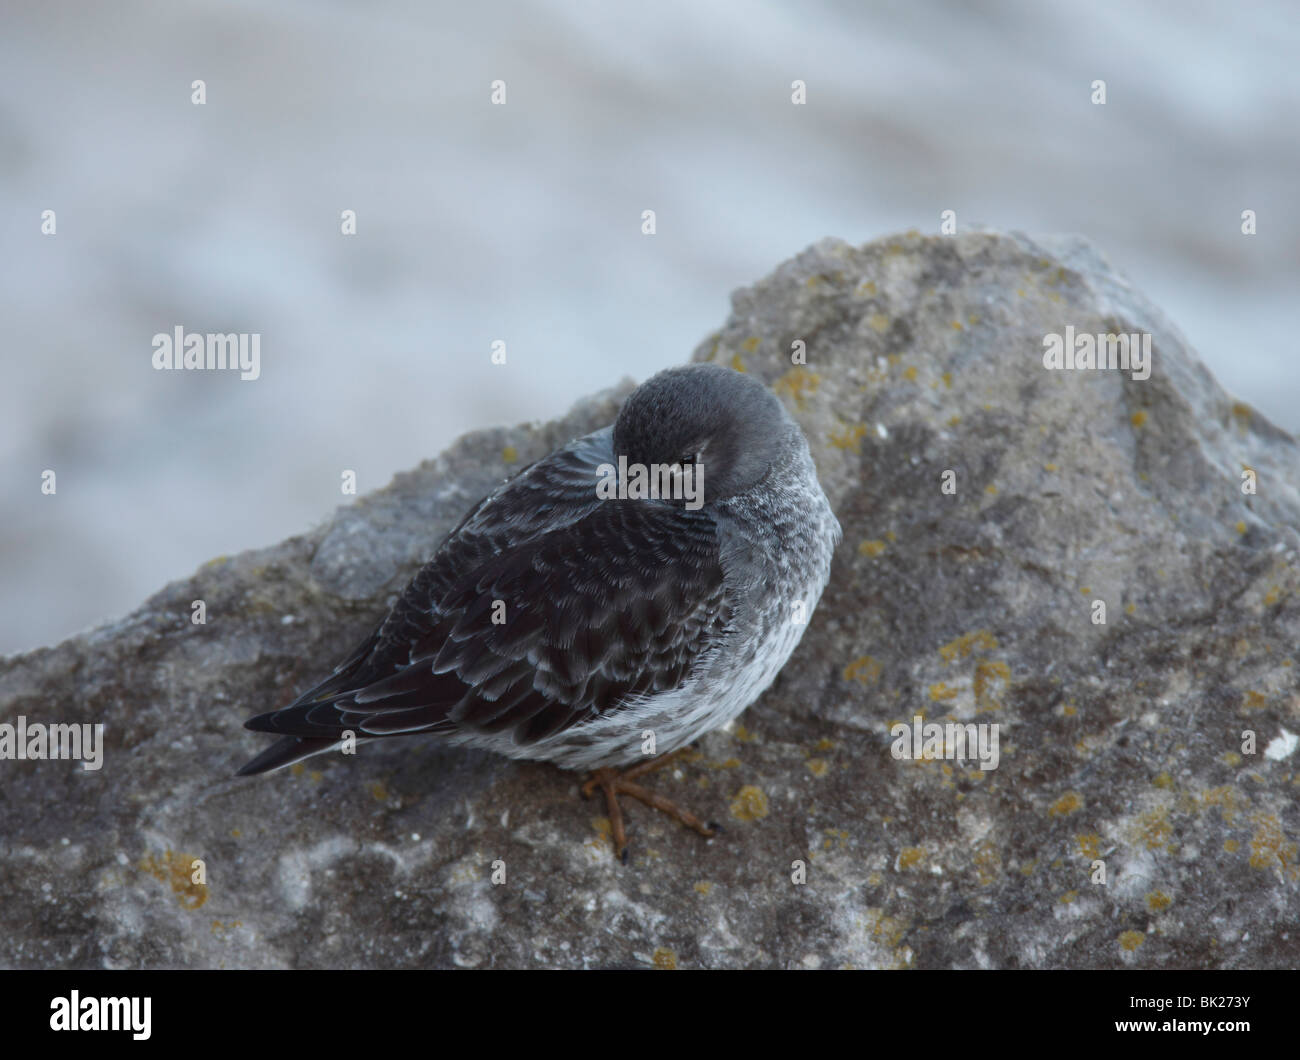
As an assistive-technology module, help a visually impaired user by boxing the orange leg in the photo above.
[581,748,718,861]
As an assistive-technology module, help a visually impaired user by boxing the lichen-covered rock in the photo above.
[2,230,1297,969]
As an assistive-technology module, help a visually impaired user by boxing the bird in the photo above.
[237,363,840,858]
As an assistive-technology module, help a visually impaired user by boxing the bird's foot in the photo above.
[581,749,718,862]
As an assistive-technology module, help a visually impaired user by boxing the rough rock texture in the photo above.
[2,230,1298,970]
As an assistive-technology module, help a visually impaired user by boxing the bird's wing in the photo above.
[242,428,729,756]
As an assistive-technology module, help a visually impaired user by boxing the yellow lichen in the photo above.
[829,423,868,451]
[1241,690,1268,711]
[1248,813,1297,872]
[139,850,208,911]
[974,660,1010,712]
[729,785,769,821]
[1133,807,1172,850]
[862,908,910,950]
[1200,786,1245,825]
[1119,931,1145,951]
[843,656,883,685]
[973,840,1001,885]
[1048,792,1083,817]
[773,367,820,409]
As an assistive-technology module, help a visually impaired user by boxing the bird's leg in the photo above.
[581,748,717,861]
[584,768,630,858]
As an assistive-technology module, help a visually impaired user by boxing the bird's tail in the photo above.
[234,735,343,776]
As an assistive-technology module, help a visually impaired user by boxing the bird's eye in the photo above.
[678,451,700,466]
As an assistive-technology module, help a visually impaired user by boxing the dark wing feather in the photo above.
[239,429,728,771]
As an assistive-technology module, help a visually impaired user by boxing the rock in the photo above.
[2,230,1297,969]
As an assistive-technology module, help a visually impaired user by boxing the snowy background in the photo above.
[2,0,1297,653]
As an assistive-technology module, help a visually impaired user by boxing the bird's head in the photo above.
[612,363,790,503]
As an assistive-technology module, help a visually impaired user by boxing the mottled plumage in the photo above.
[238,364,839,780]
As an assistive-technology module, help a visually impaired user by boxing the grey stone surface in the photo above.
[2,230,1298,969]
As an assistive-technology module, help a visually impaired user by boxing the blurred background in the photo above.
[2,0,1297,654]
